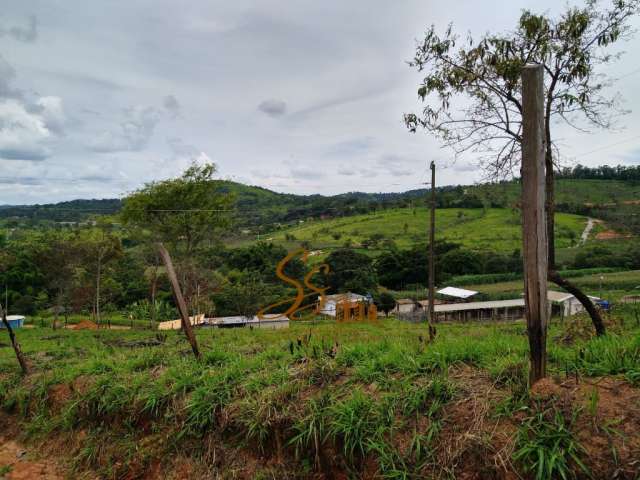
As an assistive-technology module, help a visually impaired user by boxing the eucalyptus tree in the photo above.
[405,0,640,335]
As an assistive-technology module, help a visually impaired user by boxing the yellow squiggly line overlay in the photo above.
[257,248,329,321]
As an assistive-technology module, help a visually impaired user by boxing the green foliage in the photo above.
[375,291,397,316]
[0,317,639,477]
[121,162,233,254]
[324,248,377,294]
[406,0,639,176]
[514,406,589,480]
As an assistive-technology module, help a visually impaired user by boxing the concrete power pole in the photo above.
[521,64,549,383]
[428,161,436,340]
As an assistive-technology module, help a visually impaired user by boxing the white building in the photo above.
[547,291,600,317]
[318,293,366,317]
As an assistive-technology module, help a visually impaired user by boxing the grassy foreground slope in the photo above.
[244,207,587,253]
[1,316,639,479]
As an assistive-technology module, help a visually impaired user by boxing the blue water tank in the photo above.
[0,315,25,329]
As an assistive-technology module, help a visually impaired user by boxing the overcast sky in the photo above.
[1,0,640,204]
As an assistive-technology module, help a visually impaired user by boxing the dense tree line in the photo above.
[557,164,640,182]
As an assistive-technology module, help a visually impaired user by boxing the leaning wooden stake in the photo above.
[157,243,201,359]
[521,64,549,383]
[1,304,29,375]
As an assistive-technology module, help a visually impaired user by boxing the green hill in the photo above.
[3,165,640,237]
[236,207,587,254]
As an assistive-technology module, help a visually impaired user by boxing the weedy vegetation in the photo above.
[0,317,639,478]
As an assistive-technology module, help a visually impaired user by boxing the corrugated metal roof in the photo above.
[434,299,525,313]
[437,286,479,299]
[546,291,574,302]
[323,293,366,302]
[396,298,415,304]
[209,314,288,325]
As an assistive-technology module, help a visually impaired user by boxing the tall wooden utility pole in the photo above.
[521,64,549,383]
[428,161,436,340]
[157,243,201,359]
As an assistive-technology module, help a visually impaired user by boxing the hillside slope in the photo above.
[235,207,587,254]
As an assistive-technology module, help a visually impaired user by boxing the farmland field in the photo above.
[239,207,588,254]
[1,315,639,479]
[464,269,640,300]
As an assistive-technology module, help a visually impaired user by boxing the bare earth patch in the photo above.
[0,436,63,480]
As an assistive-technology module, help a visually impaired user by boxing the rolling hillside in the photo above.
[235,207,588,254]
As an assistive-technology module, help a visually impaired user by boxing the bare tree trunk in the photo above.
[157,243,201,359]
[544,106,605,336]
[1,305,29,375]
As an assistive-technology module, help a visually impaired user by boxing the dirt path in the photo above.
[0,436,63,480]
[580,217,595,245]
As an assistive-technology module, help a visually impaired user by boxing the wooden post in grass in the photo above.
[521,64,549,383]
[428,160,436,340]
[0,303,29,375]
[157,243,201,359]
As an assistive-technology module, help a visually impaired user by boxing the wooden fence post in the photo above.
[521,64,549,384]
[1,305,29,375]
[157,243,201,359]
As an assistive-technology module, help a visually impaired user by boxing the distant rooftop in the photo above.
[437,286,479,299]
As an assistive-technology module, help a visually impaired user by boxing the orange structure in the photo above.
[336,299,377,323]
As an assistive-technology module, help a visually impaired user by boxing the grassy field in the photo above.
[238,207,587,254]
[0,314,639,479]
[463,269,640,301]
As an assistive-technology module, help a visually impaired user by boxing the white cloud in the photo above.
[0,98,54,161]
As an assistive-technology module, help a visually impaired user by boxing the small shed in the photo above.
[547,291,600,317]
[318,293,366,317]
[417,299,444,310]
[395,298,417,314]
[0,315,25,329]
[437,286,479,302]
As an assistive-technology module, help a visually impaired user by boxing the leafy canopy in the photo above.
[405,0,639,177]
[121,163,234,254]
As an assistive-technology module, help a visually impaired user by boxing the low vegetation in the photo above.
[1,313,639,479]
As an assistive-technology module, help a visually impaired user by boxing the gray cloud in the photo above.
[377,155,414,177]
[290,166,325,180]
[0,175,43,185]
[0,146,49,161]
[326,137,374,157]
[163,95,181,118]
[0,15,38,43]
[0,56,20,99]
[89,106,160,153]
[2,0,640,203]
[337,167,357,176]
[258,99,287,117]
